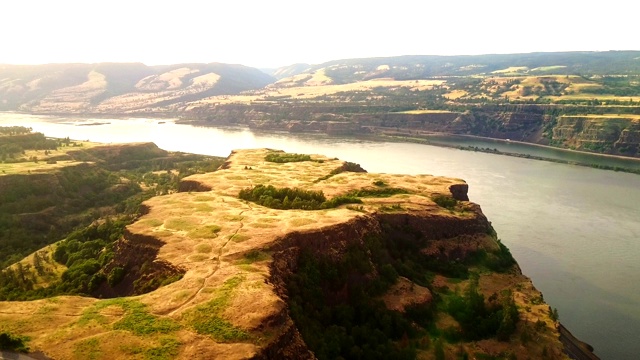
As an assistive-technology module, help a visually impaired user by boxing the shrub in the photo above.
[239,185,361,210]
[0,332,29,352]
[432,194,457,209]
[264,152,311,163]
[108,266,126,287]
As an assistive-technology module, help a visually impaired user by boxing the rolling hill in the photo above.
[0,62,274,113]
[3,52,640,158]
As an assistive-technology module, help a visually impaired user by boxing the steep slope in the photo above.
[0,63,275,113]
[0,149,569,359]
[264,63,311,79]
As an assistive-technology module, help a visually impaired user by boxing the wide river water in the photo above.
[2,113,639,359]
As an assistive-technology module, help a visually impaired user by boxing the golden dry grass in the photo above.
[30,71,108,113]
[7,244,67,288]
[444,89,468,99]
[0,148,554,359]
[0,160,84,175]
[0,140,102,176]
[491,66,529,74]
[186,79,445,108]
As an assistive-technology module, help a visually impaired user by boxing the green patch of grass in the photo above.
[322,195,362,208]
[110,300,181,336]
[141,219,163,227]
[165,218,198,231]
[379,204,403,212]
[73,338,101,360]
[229,234,250,243]
[346,205,366,212]
[182,276,249,342]
[193,203,214,212]
[144,336,181,360]
[432,194,458,210]
[172,290,192,302]
[36,305,58,315]
[195,243,212,253]
[250,222,276,228]
[119,336,181,360]
[224,215,244,221]
[289,218,315,227]
[187,224,221,239]
[78,304,111,326]
[237,264,260,272]
[346,187,408,198]
[188,254,209,262]
[236,250,270,265]
[193,317,248,342]
[193,195,216,202]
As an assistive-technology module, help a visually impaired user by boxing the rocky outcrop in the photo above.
[0,149,567,360]
[381,277,432,312]
[353,112,462,132]
[448,183,469,201]
[552,116,640,155]
[93,230,186,298]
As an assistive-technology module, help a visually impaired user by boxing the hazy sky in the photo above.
[1,0,636,68]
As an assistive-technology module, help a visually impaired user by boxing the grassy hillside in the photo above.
[0,148,569,359]
[0,62,275,112]
[0,126,225,300]
[4,52,640,158]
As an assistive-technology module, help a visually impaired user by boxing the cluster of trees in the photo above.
[288,247,419,360]
[0,165,140,270]
[0,137,226,300]
[446,275,519,341]
[52,219,127,294]
[239,184,361,210]
[286,220,520,359]
[0,332,29,352]
[0,126,32,135]
[0,218,128,300]
[0,127,58,160]
[346,187,407,198]
[264,152,312,163]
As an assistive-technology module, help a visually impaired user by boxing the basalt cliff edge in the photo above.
[0,149,570,359]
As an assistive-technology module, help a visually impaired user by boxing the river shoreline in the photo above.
[2,112,638,358]
[6,110,640,169]
[373,131,640,175]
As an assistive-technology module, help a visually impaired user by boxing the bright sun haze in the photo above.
[1,0,637,67]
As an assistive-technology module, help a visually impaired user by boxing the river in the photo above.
[1,113,639,359]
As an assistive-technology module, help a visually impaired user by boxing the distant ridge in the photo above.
[300,51,640,83]
[2,51,640,114]
[0,62,275,112]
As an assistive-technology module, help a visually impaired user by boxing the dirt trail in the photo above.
[162,204,251,317]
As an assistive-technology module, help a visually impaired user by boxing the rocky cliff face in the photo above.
[552,116,640,155]
[0,149,567,359]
